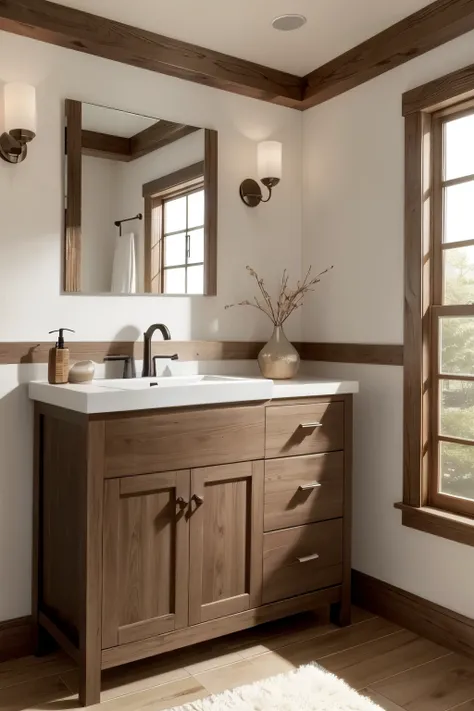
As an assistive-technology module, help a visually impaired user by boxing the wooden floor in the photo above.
[2,606,474,711]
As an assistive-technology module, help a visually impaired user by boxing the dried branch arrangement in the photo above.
[226,265,333,326]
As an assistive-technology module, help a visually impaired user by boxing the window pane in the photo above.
[164,195,186,233]
[444,182,474,244]
[187,189,205,229]
[440,317,474,375]
[443,246,474,305]
[445,113,474,181]
[440,380,474,439]
[164,268,185,294]
[188,229,204,264]
[164,232,186,267]
[440,441,474,501]
[187,265,204,294]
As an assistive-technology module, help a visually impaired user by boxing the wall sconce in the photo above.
[0,83,37,164]
[239,141,282,207]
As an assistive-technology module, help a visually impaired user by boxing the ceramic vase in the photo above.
[258,325,300,379]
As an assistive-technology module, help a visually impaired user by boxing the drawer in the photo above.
[264,452,344,531]
[262,519,343,604]
[265,402,344,459]
[104,404,265,477]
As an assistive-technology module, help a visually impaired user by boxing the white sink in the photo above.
[95,375,244,390]
[29,374,274,414]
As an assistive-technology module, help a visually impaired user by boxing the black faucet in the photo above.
[142,324,178,377]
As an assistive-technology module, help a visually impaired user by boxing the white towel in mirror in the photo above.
[111,232,137,294]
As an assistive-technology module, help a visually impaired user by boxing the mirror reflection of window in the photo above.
[161,187,205,295]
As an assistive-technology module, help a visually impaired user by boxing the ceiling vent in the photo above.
[272,14,307,31]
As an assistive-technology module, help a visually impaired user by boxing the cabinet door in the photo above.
[102,471,190,648]
[189,461,264,625]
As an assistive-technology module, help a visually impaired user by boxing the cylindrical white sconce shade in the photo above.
[4,83,37,134]
[257,141,282,180]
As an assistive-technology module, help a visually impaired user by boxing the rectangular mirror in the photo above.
[63,100,218,295]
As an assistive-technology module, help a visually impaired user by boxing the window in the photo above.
[402,69,474,544]
[161,187,205,295]
[430,105,474,516]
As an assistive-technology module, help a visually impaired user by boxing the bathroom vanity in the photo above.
[29,375,357,705]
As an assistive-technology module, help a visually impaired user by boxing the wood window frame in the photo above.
[398,64,474,547]
[142,128,218,296]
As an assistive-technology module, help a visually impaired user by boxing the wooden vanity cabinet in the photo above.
[33,395,352,706]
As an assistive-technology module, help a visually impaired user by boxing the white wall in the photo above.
[0,31,302,621]
[303,31,474,620]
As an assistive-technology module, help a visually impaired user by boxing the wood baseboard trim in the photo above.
[0,616,34,662]
[352,570,474,658]
[0,341,403,366]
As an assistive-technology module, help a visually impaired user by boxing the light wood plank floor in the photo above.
[1,606,473,711]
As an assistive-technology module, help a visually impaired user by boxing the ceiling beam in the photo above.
[81,130,131,161]
[0,0,304,108]
[301,0,474,109]
[130,121,200,160]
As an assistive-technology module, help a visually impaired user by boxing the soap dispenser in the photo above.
[48,328,75,384]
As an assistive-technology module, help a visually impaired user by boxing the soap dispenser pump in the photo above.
[48,328,75,384]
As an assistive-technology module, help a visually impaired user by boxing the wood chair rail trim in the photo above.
[1,0,474,110]
[0,341,403,365]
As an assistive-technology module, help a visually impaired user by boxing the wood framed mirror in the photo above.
[64,99,218,296]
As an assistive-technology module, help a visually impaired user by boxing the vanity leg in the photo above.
[330,592,352,627]
[78,660,101,707]
[330,394,353,629]
[78,421,105,707]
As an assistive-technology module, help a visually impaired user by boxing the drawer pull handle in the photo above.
[299,422,323,429]
[298,482,322,491]
[297,553,320,564]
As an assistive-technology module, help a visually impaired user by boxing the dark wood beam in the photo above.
[81,130,131,162]
[302,0,474,109]
[0,0,304,108]
[130,121,200,160]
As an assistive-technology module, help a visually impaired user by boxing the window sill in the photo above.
[395,502,474,547]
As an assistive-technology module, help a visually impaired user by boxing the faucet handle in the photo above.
[104,355,136,379]
[153,354,179,362]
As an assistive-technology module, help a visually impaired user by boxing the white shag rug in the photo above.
[168,664,383,711]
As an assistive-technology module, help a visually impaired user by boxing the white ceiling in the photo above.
[82,103,158,136]
[55,0,433,74]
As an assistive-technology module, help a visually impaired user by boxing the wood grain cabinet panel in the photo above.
[262,519,343,604]
[104,405,265,477]
[189,461,264,625]
[102,471,190,648]
[264,452,344,531]
[265,402,344,459]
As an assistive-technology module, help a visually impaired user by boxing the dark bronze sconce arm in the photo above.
[0,129,36,164]
[239,177,281,208]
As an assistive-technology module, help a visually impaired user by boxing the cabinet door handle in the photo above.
[298,482,322,491]
[299,422,323,429]
[297,553,320,564]
[176,497,189,509]
[192,494,204,506]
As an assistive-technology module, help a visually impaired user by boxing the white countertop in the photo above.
[29,375,359,415]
